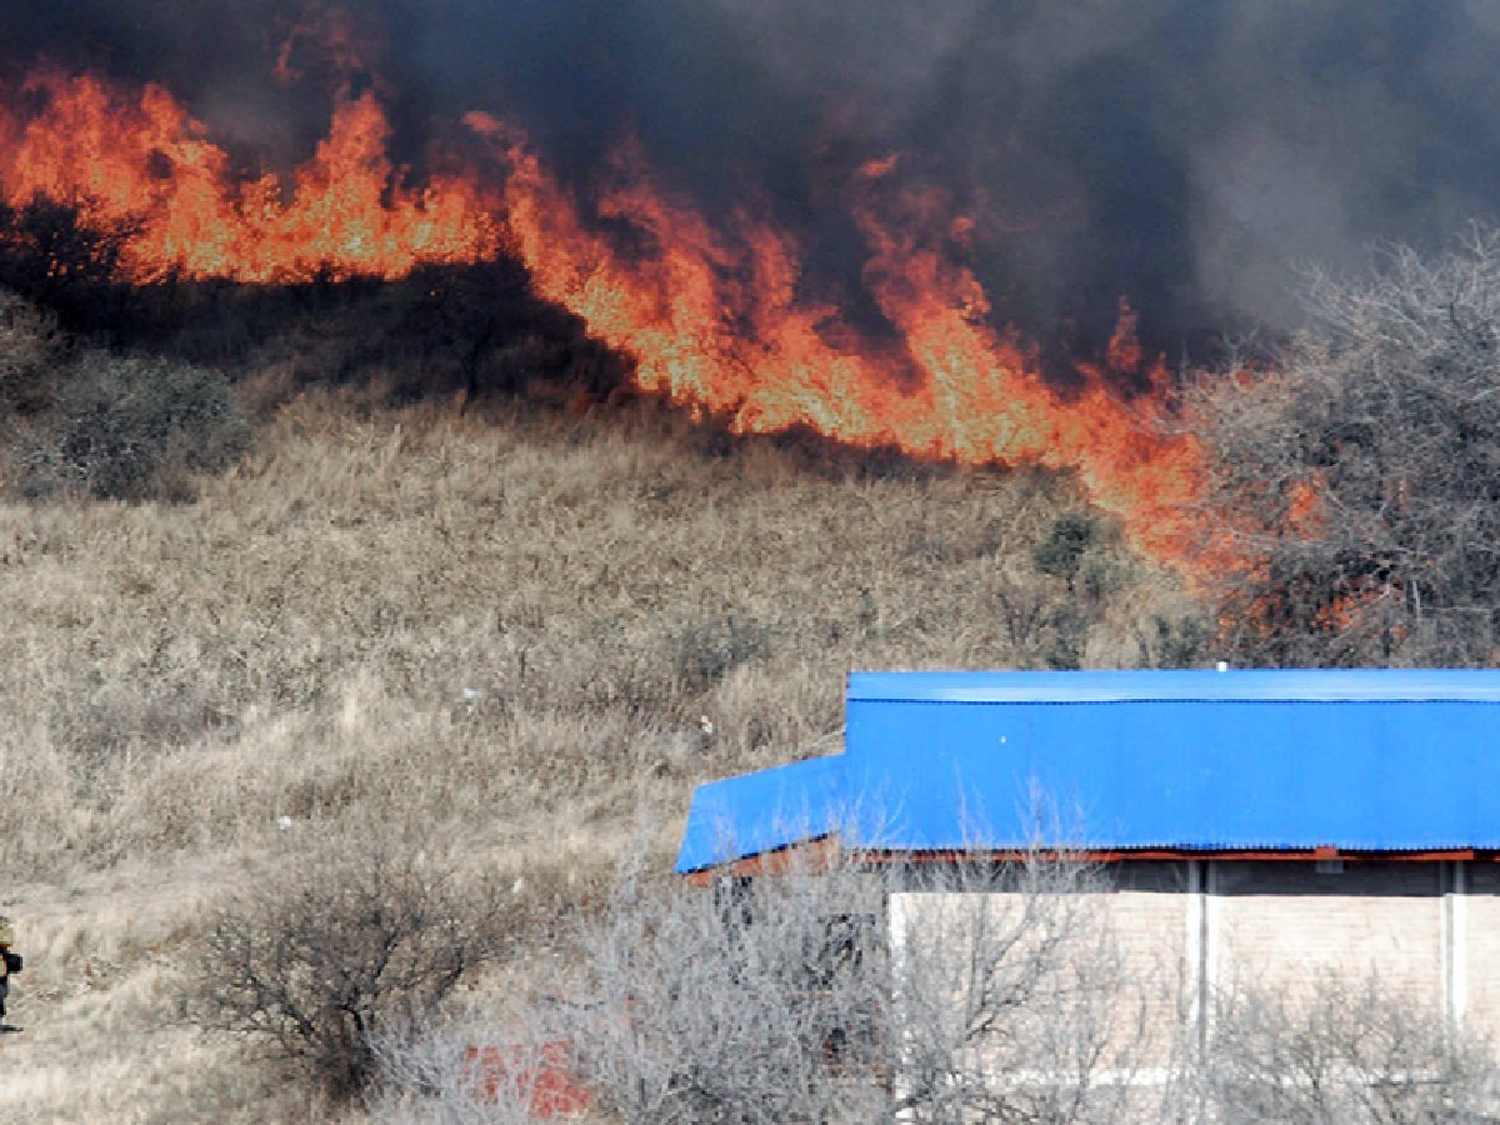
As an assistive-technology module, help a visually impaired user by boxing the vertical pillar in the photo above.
[1445,859,1468,1033]
[1186,859,1205,1053]
[888,894,914,1123]
[1204,861,1220,1041]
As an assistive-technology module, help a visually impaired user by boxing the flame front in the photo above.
[481,120,1204,561]
[0,70,1206,565]
[0,70,500,282]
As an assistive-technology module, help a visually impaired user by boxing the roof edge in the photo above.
[675,755,847,874]
[848,668,1500,704]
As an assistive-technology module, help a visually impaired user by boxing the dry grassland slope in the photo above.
[0,390,1187,1119]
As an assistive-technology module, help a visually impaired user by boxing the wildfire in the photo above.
[0,68,1205,563]
[0,69,501,283]
[476,116,1204,560]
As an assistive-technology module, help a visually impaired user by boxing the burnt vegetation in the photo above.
[0,195,633,404]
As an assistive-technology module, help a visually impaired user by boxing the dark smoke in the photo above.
[7,0,1500,358]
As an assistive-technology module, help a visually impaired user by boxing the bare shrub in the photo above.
[545,843,1148,1124]
[196,836,510,1102]
[888,855,1153,1124]
[371,1012,586,1125]
[1192,225,1500,666]
[562,857,886,1124]
[1186,970,1498,1123]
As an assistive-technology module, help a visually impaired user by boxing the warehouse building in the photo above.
[677,669,1500,1047]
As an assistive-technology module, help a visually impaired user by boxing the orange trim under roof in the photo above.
[684,842,1486,881]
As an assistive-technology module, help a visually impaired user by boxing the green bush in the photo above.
[15,350,249,501]
[1033,512,1099,587]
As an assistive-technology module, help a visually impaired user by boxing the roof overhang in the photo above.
[677,669,1500,875]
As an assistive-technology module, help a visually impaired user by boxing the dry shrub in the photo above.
[371,1011,589,1125]
[196,832,511,1101]
[1192,225,1500,666]
[14,349,250,501]
[0,287,64,415]
[1192,970,1498,1122]
[534,847,1151,1125]
[0,290,251,503]
[380,857,1500,1124]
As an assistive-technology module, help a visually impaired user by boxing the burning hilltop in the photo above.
[0,70,501,282]
[0,60,1205,562]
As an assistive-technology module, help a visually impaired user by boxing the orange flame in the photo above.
[476,118,1204,561]
[0,70,1206,566]
[0,70,500,282]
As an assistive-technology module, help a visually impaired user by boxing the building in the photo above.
[677,669,1500,1055]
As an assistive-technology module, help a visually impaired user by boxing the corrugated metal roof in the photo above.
[848,668,1500,703]
[676,755,848,875]
[676,669,1500,873]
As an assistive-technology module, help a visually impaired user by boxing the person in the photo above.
[0,915,19,1026]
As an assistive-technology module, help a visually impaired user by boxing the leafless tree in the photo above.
[197,837,511,1101]
[1190,225,1500,666]
[543,841,1153,1124]
[1180,969,1498,1123]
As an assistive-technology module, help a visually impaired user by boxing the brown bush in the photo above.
[1192,226,1500,666]
[196,835,510,1101]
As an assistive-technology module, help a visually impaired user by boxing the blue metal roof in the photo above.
[675,669,1500,873]
[848,668,1500,703]
[676,755,847,874]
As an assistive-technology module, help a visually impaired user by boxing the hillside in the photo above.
[0,361,1193,1118]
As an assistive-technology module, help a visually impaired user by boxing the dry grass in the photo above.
[0,856,296,1122]
[0,385,1191,1119]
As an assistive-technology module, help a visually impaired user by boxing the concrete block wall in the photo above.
[1462,864,1500,1035]
[891,858,1498,1071]
[1209,861,1446,1005]
[890,865,1192,1070]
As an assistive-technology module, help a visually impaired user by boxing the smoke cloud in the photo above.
[7,0,1500,355]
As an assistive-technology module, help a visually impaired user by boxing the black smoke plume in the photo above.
[6,0,1500,359]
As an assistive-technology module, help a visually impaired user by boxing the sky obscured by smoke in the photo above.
[6,0,1500,355]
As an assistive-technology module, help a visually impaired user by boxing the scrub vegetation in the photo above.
[0,273,1182,1118]
[3,225,1500,1118]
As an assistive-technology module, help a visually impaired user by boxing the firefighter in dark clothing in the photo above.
[0,915,19,1025]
